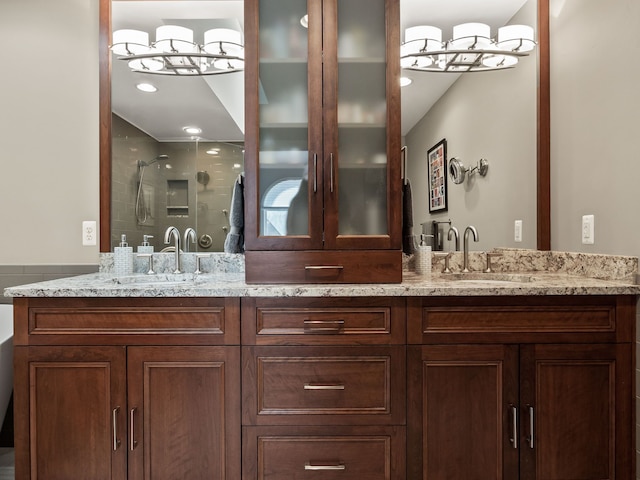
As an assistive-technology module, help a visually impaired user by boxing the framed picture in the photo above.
[427,139,448,213]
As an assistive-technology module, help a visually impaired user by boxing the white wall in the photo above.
[0,0,100,265]
[404,0,537,252]
[550,0,640,258]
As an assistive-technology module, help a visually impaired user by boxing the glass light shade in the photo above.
[155,25,195,53]
[482,54,518,68]
[128,57,164,72]
[203,28,244,57]
[497,25,535,52]
[111,29,150,55]
[451,23,492,49]
[405,26,442,51]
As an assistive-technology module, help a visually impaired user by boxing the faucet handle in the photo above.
[483,252,503,273]
[434,252,453,274]
[195,254,211,274]
[136,253,155,275]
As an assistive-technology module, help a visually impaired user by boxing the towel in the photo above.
[224,174,245,253]
[402,179,414,255]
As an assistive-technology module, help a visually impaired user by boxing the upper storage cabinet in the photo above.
[244,0,402,284]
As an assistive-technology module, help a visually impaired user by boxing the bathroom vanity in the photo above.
[5,251,639,479]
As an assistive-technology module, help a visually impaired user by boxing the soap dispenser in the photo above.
[415,234,433,276]
[114,234,133,276]
[137,235,154,254]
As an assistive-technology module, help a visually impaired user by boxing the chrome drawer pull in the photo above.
[112,407,121,451]
[305,463,346,471]
[527,405,534,449]
[304,265,344,271]
[509,404,518,449]
[303,319,345,333]
[304,383,345,390]
[130,407,138,451]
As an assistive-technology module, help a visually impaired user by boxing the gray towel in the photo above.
[224,175,244,253]
[402,179,414,254]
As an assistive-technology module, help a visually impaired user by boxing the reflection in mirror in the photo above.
[110,0,244,252]
[401,0,539,252]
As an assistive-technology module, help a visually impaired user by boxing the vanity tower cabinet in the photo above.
[243,0,402,284]
[12,297,241,480]
[406,295,635,480]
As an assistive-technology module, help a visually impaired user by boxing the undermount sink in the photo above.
[439,272,539,283]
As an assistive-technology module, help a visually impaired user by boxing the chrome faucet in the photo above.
[447,226,460,251]
[462,226,479,273]
[163,226,182,273]
[183,228,197,253]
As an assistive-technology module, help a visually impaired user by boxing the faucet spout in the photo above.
[164,226,182,273]
[462,226,479,273]
[183,228,197,253]
[447,226,460,251]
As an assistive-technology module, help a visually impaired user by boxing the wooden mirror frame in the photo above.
[98,0,550,252]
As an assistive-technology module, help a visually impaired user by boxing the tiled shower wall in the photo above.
[0,265,98,304]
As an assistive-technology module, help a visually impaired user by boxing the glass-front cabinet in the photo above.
[244,0,401,283]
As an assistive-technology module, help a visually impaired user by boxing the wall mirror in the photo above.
[99,0,549,252]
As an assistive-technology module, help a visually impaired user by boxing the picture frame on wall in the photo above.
[427,138,448,213]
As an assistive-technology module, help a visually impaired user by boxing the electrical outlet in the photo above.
[82,221,97,246]
[582,215,594,244]
[514,220,523,243]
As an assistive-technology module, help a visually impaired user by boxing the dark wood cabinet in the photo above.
[12,298,241,480]
[12,294,636,479]
[244,0,402,283]
[241,297,407,479]
[407,296,635,480]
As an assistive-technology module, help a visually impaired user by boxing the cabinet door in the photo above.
[127,346,241,480]
[14,346,127,480]
[519,344,632,480]
[323,0,401,249]
[407,345,519,480]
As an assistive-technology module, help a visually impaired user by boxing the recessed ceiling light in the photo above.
[206,148,220,155]
[183,126,202,135]
[136,83,157,93]
[300,14,308,28]
[400,77,412,87]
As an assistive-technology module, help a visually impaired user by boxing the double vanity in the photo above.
[4,249,639,479]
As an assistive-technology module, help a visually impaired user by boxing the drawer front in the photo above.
[242,346,406,425]
[15,297,240,346]
[242,297,406,345]
[407,296,630,344]
[243,426,406,480]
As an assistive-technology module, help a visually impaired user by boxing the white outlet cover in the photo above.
[581,215,594,244]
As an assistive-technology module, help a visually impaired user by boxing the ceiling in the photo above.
[111,0,529,142]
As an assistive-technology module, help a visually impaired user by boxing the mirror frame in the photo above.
[98,0,550,252]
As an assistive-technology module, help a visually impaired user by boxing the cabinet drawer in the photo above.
[14,297,240,346]
[242,297,406,345]
[242,346,406,425]
[407,296,634,344]
[242,426,406,480]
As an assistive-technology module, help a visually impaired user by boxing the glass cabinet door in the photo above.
[252,0,323,249]
[323,0,398,249]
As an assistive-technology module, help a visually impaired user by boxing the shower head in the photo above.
[138,154,169,167]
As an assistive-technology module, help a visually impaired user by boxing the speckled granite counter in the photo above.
[4,249,640,298]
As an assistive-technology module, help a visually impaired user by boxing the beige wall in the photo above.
[0,0,100,265]
[404,0,537,251]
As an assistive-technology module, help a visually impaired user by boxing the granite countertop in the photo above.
[4,249,640,298]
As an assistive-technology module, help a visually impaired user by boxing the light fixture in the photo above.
[183,126,202,135]
[136,83,157,93]
[401,23,535,73]
[110,25,244,76]
[206,148,220,155]
[400,76,412,87]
